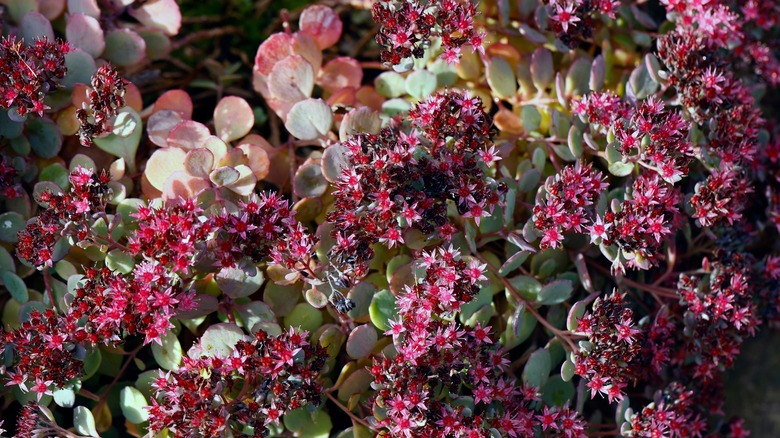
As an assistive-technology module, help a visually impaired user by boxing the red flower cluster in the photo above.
[574,292,643,403]
[209,192,316,274]
[129,199,214,275]
[533,161,607,249]
[572,94,694,183]
[0,36,70,117]
[623,382,707,438]
[690,167,753,228]
[372,0,484,68]
[370,247,587,437]
[0,309,84,398]
[545,0,620,48]
[77,64,128,147]
[328,91,504,286]
[16,167,111,269]
[13,403,71,438]
[69,263,195,346]
[148,328,327,437]
[675,252,759,382]
[599,174,682,272]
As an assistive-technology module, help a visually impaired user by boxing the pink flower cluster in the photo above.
[532,161,607,249]
[0,36,70,117]
[370,247,588,437]
[77,64,128,147]
[545,0,619,48]
[148,328,328,437]
[690,167,753,227]
[328,91,504,286]
[572,94,694,183]
[573,292,643,403]
[372,0,484,68]
[16,167,111,269]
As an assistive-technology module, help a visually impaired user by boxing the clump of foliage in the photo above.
[0,0,779,437]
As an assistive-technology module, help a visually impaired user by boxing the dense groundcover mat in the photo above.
[1,0,779,436]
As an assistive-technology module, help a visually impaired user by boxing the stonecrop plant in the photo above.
[0,0,779,437]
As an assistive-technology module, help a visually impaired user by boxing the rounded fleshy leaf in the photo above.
[203,135,228,163]
[66,13,104,57]
[153,90,193,119]
[225,165,257,196]
[236,143,270,180]
[268,55,314,103]
[216,266,264,299]
[167,120,210,150]
[292,32,323,73]
[2,272,28,303]
[161,171,209,200]
[93,108,142,173]
[128,0,181,36]
[235,301,275,331]
[294,163,328,198]
[284,303,323,332]
[63,49,97,89]
[254,32,294,76]
[368,289,397,332]
[338,107,380,142]
[209,166,240,187]
[299,5,342,50]
[318,57,363,93]
[119,387,149,424]
[337,368,373,402]
[305,287,329,309]
[67,0,100,18]
[147,110,183,147]
[346,324,377,359]
[137,28,172,61]
[374,71,407,98]
[21,12,54,43]
[73,406,98,437]
[214,96,254,142]
[104,29,146,67]
[27,118,62,159]
[151,331,183,370]
[145,147,187,191]
[487,57,517,99]
[321,143,349,183]
[284,408,332,438]
[405,69,437,100]
[184,148,214,179]
[523,348,551,388]
[531,48,553,90]
[285,99,332,140]
[190,323,249,359]
[39,0,66,19]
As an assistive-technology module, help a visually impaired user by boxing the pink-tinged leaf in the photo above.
[327,87,356,107]
[145,147,187,191]
[356,86,385,111]
[66,13,104,57]
[225,165,257,196]
[346,324,377,359]
[236,143,270,180]
[67,0,99,18]
[299,5,342,50]
[321,143,349,183]
[218,147,249,168]
[128,0,181,36]
[39,0,65,19]
[254,32,294,76]
[268,55,314,103]
[318,57,363,93]
[147,110,183,147]
[203,135,228,163]
[184,148,214,179]
[161,171,210,200]
[292,32,322,73]
[285,99,333,140]
[71,84,90,109]
[294,163,328,198]
[214,96,254,142]
[209,166,240,187]
[21,12,54,43]
[103,29,146,67]
[124,83,143,113]
[153,90,193,119]
[167,120,210,150]
[338,107,380,141]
